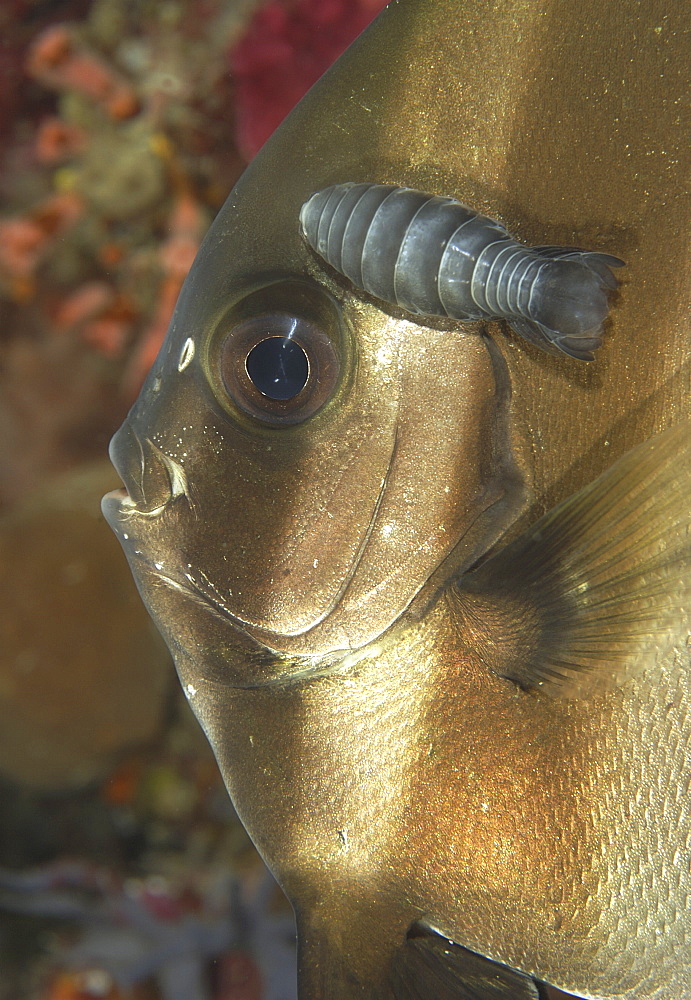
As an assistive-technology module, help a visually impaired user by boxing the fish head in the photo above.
[103,161,525,688]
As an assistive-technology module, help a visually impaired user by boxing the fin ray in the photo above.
[390,925,548,999]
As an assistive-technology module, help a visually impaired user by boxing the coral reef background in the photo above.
[0,1,385,997]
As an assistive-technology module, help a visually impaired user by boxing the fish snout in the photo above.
[107,421,187,516]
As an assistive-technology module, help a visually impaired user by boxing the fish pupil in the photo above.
[245,336,309,400]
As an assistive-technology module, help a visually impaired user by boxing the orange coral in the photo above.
[81,314,131,357]
[35,117,86,163]
[101,755,144,808]
[53,281,137,357]
[53,281,115,330]
[0,191,84,293]
[123,191,206,396]
[0,217,46,279]
[45,969,142,1000]
[215,951,264,1000]
[4,3,246,414]
[27,25,139,121]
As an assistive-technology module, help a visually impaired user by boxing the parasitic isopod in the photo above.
[300,183,624,361]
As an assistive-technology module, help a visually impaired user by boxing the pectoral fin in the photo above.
[390,925,549,999]
[450,420,691,695]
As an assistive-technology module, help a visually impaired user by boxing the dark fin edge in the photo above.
[390,923,550,1000]
[449,420,691,696]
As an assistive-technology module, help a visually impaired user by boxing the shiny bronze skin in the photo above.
[103,1,690,997]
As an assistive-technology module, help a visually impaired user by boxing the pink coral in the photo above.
[53,282,136,358]
[53,281,115,330]
[35,118,87,164]
[215,951,263,1000]
[230,0,388,158]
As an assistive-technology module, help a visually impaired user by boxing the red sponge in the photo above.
[231,0,388,159]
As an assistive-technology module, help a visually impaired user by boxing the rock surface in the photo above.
[0,460,172,790]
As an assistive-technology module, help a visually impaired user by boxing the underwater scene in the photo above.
[0,2,387,997]
[2,0,686,998]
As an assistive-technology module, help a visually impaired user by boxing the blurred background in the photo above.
[0,1,386,997]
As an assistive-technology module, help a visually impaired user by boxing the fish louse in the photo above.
[300,183,624,361]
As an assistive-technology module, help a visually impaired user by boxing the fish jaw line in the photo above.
[104,419,399,643]
[116,545,367,688]
[179,432,398,644]
[103,416,495,671]
[99,500,398,688]
[122,415,403,653]
[170,562,380,675]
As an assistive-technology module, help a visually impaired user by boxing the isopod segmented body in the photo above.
[300,183,624,361]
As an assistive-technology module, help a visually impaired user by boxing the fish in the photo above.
[102,0,690,997]
[104,396,691,1000]
[300,182,624,361]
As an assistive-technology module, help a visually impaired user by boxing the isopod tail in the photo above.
[510,248,625,361]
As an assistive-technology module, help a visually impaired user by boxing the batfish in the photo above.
[103,0,690,997]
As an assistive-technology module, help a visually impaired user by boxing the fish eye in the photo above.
[218,312,340,425]
[245,336,309,400]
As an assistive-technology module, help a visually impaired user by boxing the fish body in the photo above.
[300,182,624,360]
[103,0,690,998]
[105,414,691,1000]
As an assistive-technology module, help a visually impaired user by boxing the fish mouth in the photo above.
[103,422,193,523]
[101,486,133,523]
[100,487,171,531]
[101,486,172,523]
[101,422,269,652]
